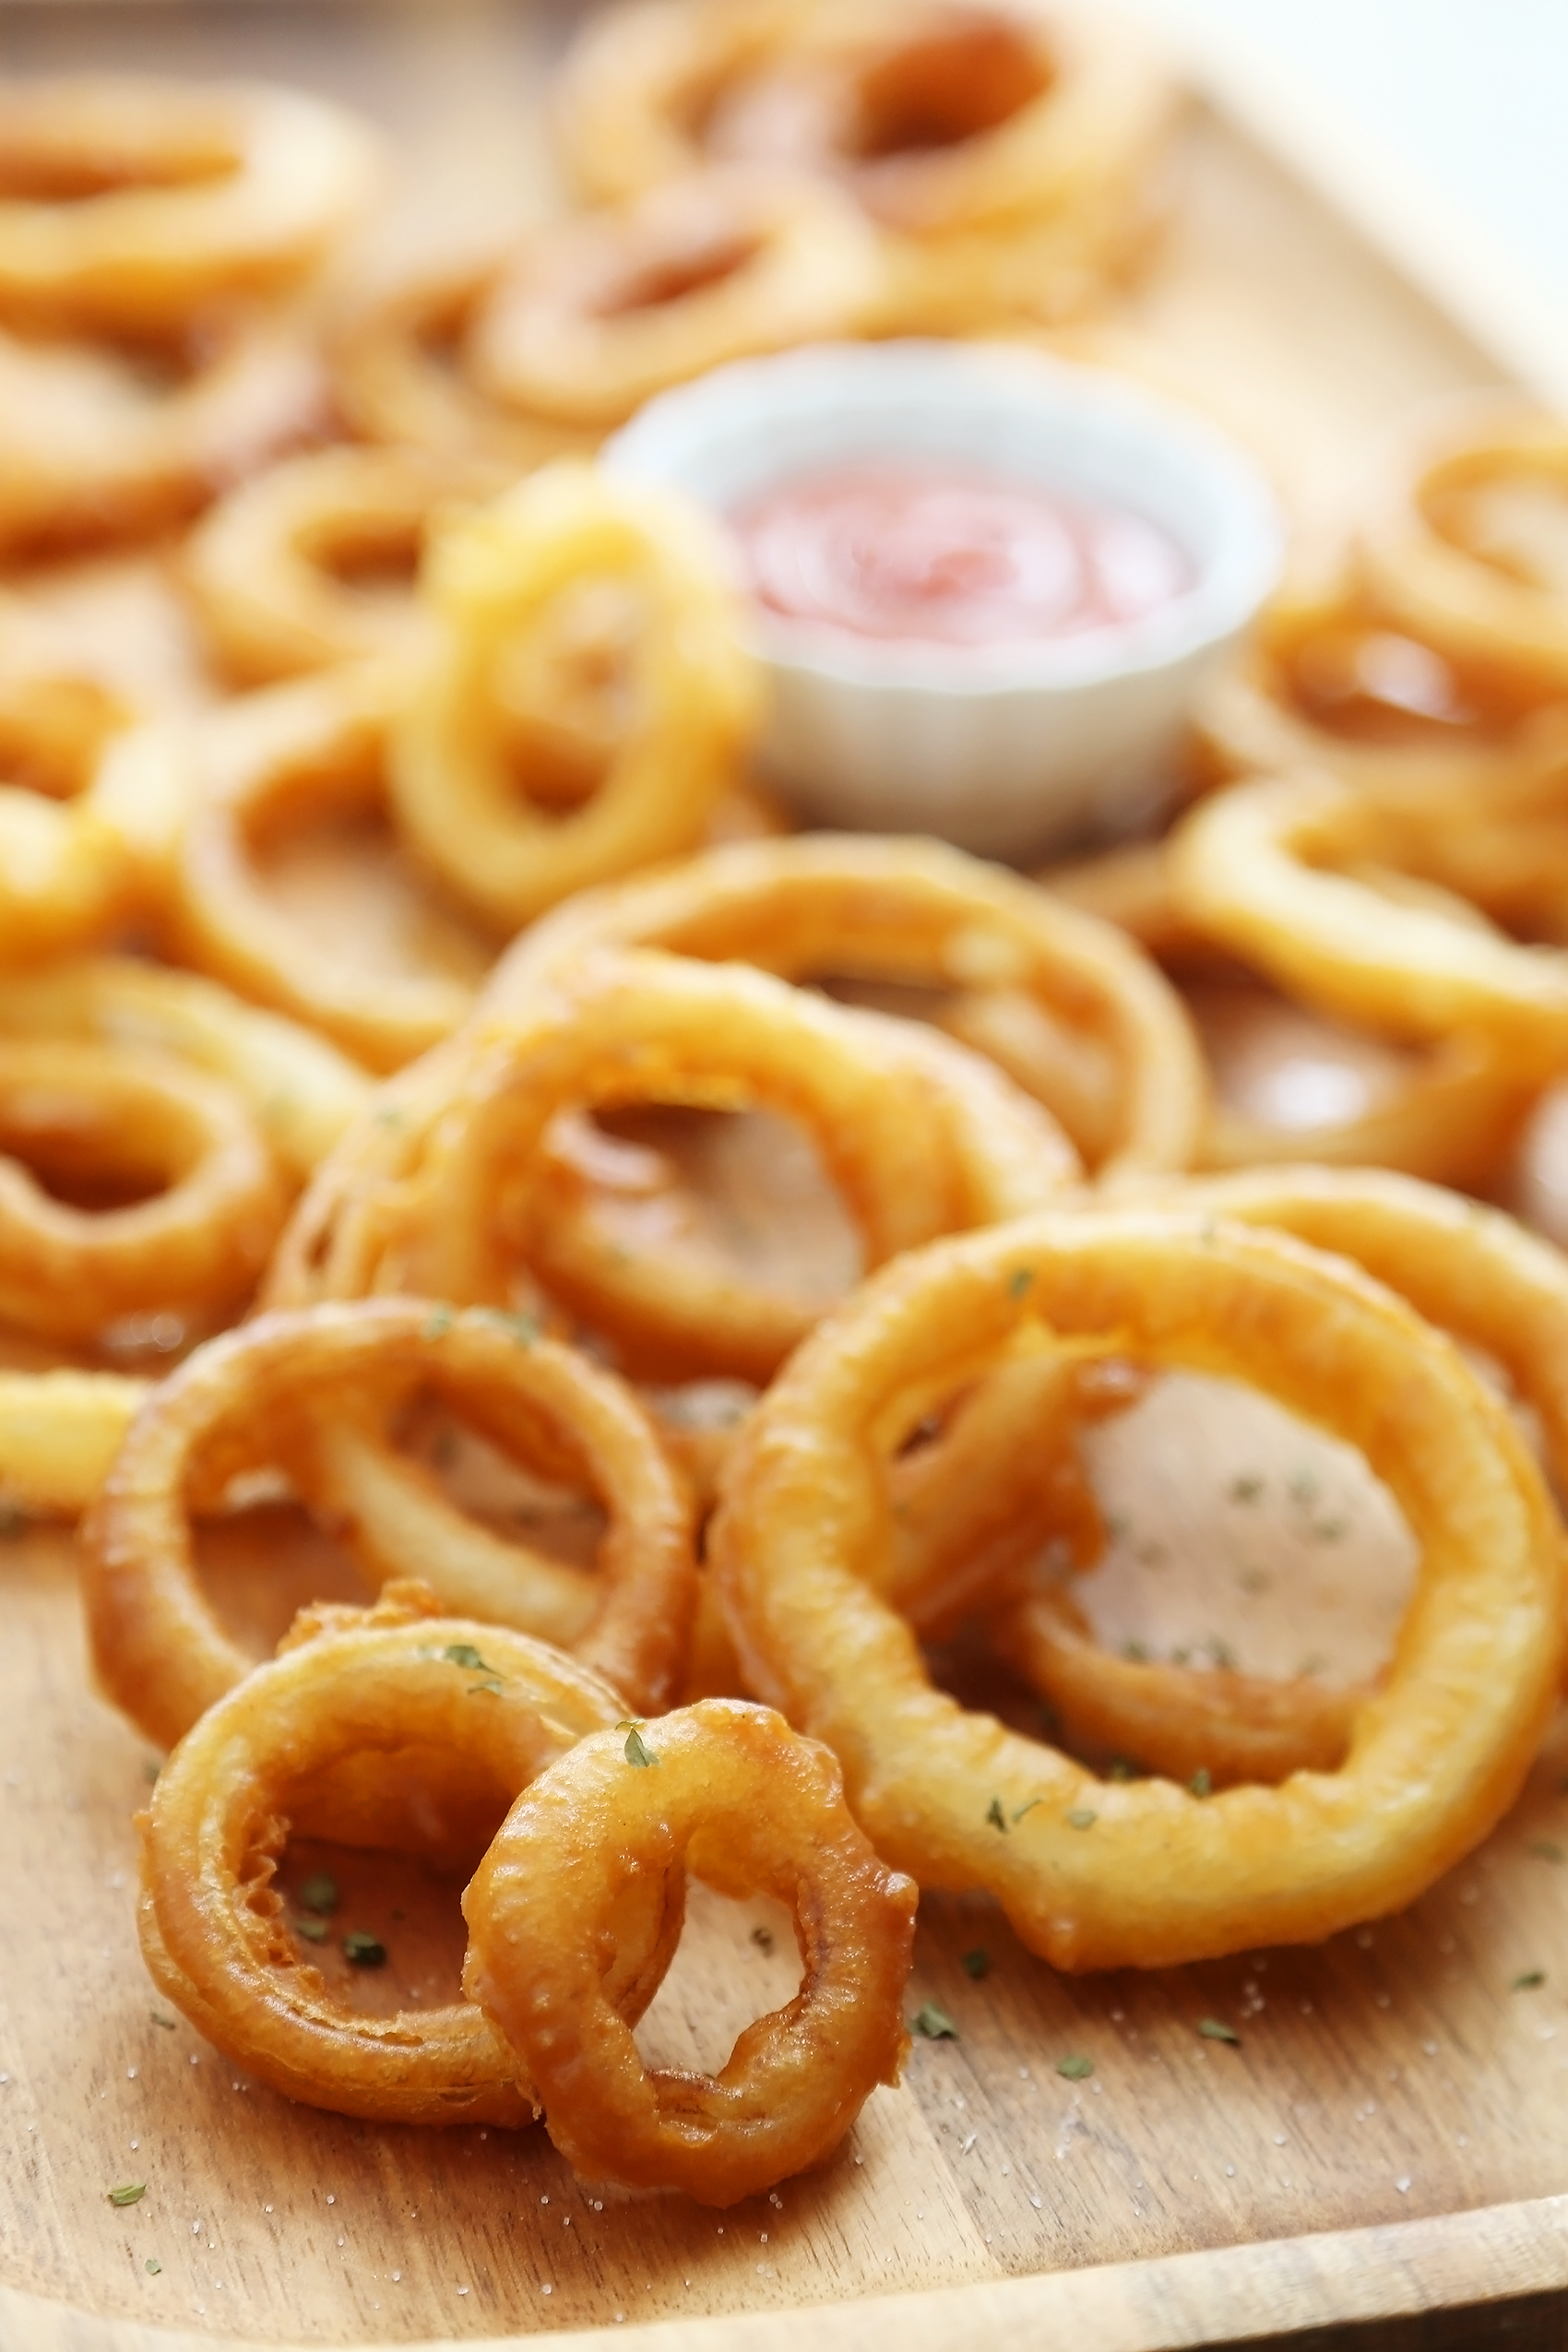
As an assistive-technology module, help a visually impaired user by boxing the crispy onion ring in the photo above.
[493,832,1207,1180]
[267,950,1076,1381]
[1195,565,1568,810]
[709,1206,1565,1970]
[328,239,599,469]
[0,655,157,963]
[463,1696,917,2202]
[0,1037,282,1347]
[1173,770,1568,1077]
[137,1598,682,2126]
[82,1297,697,1750]
[0,956,370,1181]
[466,171,887,429]
[1003,1165,1568,1788]
[182,445,501,685]
[0,77,380,331]
[0,307,329,555]
[387,463,761,932]
[170,663,492,1074]
[1360,408,1568,698]
[1045,837,1540,1189]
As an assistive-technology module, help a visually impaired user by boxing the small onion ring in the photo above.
[182,445,503,686]
[1172,770,1568,1077]
[492,831,1208,1181]
[266,949,1076,1382]
[1004,1164,1568,1787]
[462,1695,917,2203]
[137,1599,680,2126]
[466,171,888,429]
[0,77,380,331]
[0,1036,283,1347]
[81,1297,698,1751]
[709,1206,1565,1970]
[386,462,762,932]
[1360,408,1568,697]
[170,662,493,1074]
[0,308,330,556]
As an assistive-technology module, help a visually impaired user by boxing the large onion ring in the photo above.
[137,1598,679,2126]
[0,1036,282,1347]
[387,463,761,932]
[170,663,492,1074]
[709,1206,1565,1970]
[463,1696,917,2203]
[182,445,501,685]
[266,950,1076,1381]
[0,77,380,331]
[466,171,887,429]
[1005,1164,1568,1787]
[82,1297,697,1750]
[1172,771,1568,1075]
[492,833,1207,1181]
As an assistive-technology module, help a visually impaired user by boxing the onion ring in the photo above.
[328,238,600,469]
[0,307,330,556]
[1360,407,1568,698]
[465,171,887,429]
[137,1596,680,2126]
[492,832,1207,1181]
[386,463,762,932]
[182,445,502,685]
[709,1206,1564,1969]
[462,1695,917,2202]
[1002,1166,1568,1788]
[0,77,380,331]
[1172,769,1568,1077]
[266,949,1076,1382]
[170,662,493,1074]
[0,1036,283,1348]
[0,955,370,1181]
[1045,838,1538,1189]
[83,1296,697,1750]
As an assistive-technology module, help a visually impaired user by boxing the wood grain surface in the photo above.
[1,6,1562,2348]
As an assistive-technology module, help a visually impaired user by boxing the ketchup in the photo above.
[732,459,1190,648]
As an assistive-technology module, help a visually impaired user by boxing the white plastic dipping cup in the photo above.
[604,339,1283,861]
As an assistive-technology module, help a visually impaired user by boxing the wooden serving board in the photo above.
[4,5,1567,2348]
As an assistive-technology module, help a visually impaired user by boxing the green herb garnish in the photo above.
[910,2002,958,2040]
[750,1925,773,1954]
[1197,2017,1241,2046]
[421,1304,455,1340]
[961,1949,992,1980]
[148,2010,176,2030]
[342,1931,386,1968]
[107,2182,146,2208]
[1065,1808,1098,1831]
[295,1917,329,1944]
[145,2256,161,2275]
[1012,1797,1043,1825]
[1189,1768,1212,1799]
[1055,2054,1093,2081]
[618,1720,658,1768]
[298,1871,339,1917]
[1530,1839,1565,1864]
[985,1796,1007,1834]
[1513,1969,1547,1990]
[1007,1267,1035,1300]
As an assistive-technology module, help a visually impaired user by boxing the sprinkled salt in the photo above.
[1396,2176,1411,2193]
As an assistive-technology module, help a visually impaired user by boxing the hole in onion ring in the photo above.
[595,232,761,317]
[847,15,1052,160]
[273,1835,481,2018]
[632,1884,802,2077]
[0,1100,171,1213]
[193,1496,365,1665]
[248,797,495,993]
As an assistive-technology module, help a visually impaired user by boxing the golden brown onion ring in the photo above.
[267,949,1076,1382]
[0,77,380,331]
[463,1696,916,2202]
[137,1598,679,2126]
[466,170,887,428]
[387,463,761,932]
[170,663,492,1074]
[493,832,1208,1182]
[82,1296,697,1751]
[182,445,503,685]
[710,1206,1564,1969]
[0,1036,282,1347]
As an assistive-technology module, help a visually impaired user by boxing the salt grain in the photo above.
[1396,2176,1411,2193]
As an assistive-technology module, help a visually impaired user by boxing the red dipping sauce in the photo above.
[733,459,1191,649]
